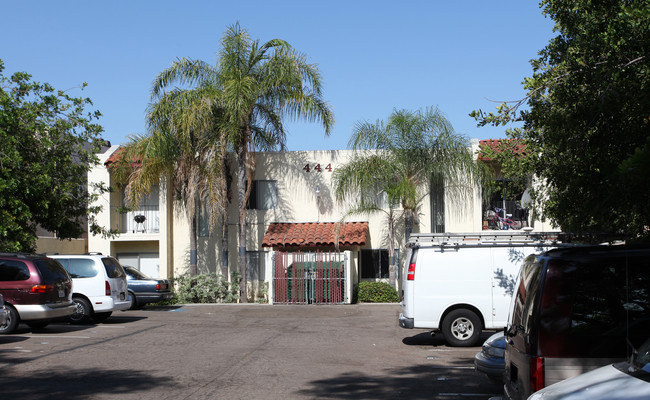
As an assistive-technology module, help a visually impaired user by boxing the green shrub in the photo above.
[173,272,241,304]
[355,281,400,303]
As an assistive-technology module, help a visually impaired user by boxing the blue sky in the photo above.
[3,1,555,150]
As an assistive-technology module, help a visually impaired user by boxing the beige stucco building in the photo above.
[45,140,555,303]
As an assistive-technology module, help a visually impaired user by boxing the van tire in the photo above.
[442,309,482,347]
[70,297,92,324]
[0,304,20,334]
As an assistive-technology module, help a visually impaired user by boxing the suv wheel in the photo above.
[70,297,92,324]
[0,304,20,334]
[442,309,483,347]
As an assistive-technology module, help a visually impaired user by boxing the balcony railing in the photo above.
[115,205,160,234]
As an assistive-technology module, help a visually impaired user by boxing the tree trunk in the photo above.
[189,214,198,276]
[387,212,397,288]
[221,218,229,278]
[405,210,414,242]
[237,149,248,303]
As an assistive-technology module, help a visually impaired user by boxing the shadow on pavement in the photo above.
[0,368,173,399]
[402,331,500,347]
[297,363,503,399]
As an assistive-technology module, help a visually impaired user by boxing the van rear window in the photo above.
[102,258,126,279]
[539,254,650,357]
[35,259,70,282]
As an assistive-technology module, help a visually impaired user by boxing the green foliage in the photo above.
[472,0,650,239]
[0,59,113,252]
[173,272,241,304]
[355,281,400,303]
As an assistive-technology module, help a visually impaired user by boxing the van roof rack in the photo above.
[406,232,612,248]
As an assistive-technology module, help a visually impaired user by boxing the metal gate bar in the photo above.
[273,251,346,304]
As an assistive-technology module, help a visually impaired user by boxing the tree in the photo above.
[145,23,334,300]
[472,0,650,238]
[0,60,109,252]
[333,107,479,287]
[115,83,229,277]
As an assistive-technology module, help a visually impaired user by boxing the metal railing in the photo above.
[115,205,160,234]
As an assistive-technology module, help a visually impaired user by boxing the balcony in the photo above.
[114,205,160,234]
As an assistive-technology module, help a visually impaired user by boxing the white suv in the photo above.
[50,254,131,323]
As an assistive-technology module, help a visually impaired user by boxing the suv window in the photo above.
[34,259,70,282]
[538,253,650,357]
[102,258,126,279]
[59,259,98,278]
[0,260,30,281]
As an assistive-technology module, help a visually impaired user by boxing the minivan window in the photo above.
[59,259,98,278]
[538,254,650,357]
[35,259,70,282]
[0,260,30,281]
[102,258,126,279]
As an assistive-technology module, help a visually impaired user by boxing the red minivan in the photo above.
[0,253,76,333]
[503,245,650,400]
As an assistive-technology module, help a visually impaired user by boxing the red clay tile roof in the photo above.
[104,147,141,168]
[478,139,528,161]
[262,222,368,248]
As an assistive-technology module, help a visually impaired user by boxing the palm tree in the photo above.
[333,107,479,287]
[149,23,334,301]
[115,85,229,277]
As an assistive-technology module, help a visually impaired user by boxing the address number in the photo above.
[303,163,332,173]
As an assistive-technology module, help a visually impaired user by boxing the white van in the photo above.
[50,254,131,323]
[398,232,563,346]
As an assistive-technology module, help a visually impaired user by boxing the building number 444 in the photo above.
[303,163,332,173]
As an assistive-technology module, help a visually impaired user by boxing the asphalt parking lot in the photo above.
[0,304,502,400]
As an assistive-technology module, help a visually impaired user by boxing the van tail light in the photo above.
[105,281,111,296]
[30,285,54,293]
[530,356,545,392]
[407,263,416,281]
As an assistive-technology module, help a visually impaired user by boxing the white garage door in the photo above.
[117,253,160,279]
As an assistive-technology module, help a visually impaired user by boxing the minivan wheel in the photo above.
[0,304,20,334]
[442,309,483,347]
[70,297,92,324]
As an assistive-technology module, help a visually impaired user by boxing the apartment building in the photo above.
[81,141,553,303]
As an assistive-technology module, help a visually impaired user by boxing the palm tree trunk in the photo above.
[405,210,414,242]
[237,149,248,303]
[221,218,229,277]
[387,212,397,288]
[189,214,198,276]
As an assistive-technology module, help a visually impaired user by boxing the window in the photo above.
[0,260,30,281]
[246,251,265,282]
[247,180,278,210]
[430,173,445,233]
[58,258,98,278]
[361,189,389,209]
[360,249,396,279]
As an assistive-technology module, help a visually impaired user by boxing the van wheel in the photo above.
[0,304,20,334]
[70,297,92,324]
[442,309,482,347]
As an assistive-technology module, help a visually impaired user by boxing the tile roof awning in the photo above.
[262,222,369,248]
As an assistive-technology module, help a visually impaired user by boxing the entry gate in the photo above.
[272,251,346,304]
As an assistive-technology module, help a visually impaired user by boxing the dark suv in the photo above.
[0,253,76,333]
[504,244,650,400]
